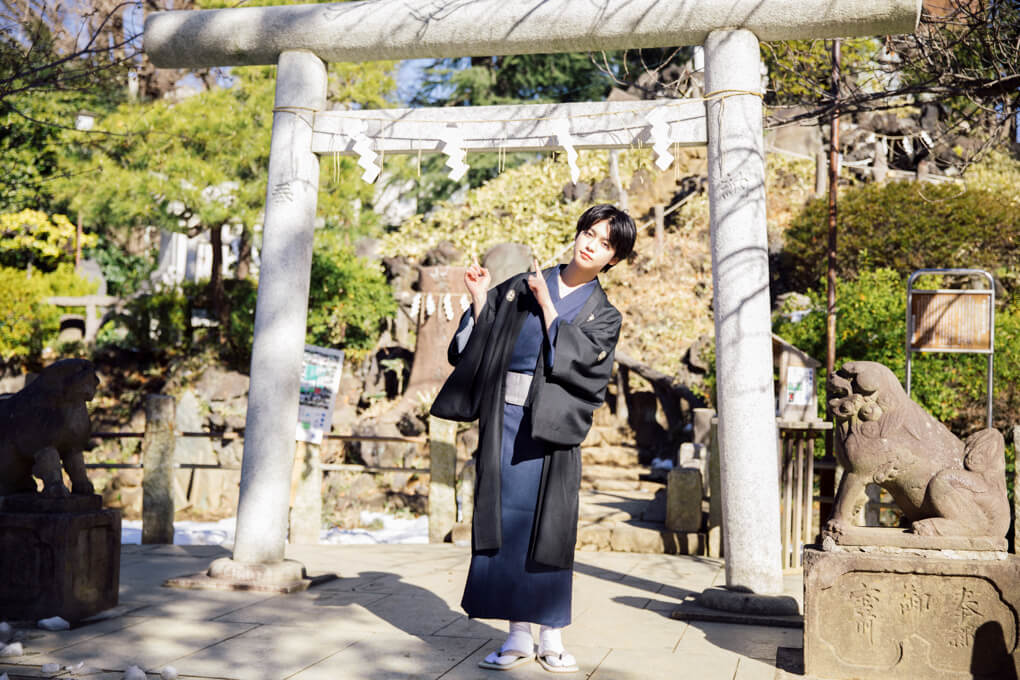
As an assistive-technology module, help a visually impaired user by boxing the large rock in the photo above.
[805,547,1020,680]
[194,367,249,402]
[173,390,218,515]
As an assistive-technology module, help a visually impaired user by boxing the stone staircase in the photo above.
[576,424,708,556]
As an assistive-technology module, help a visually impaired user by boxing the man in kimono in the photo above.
[431,204,636,672]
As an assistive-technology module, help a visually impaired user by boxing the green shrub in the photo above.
[121,287,191,355]
[774,268,1020,434]
[111,241,394,367]
[0,264,98,366]
[307,241,396,359]
[781,181,1020,292]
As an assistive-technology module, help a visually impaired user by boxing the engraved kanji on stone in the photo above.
[948,586,982,648]
[900,579,932,619]
[849,582,882,645]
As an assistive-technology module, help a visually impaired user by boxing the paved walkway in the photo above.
[1,544,805,679]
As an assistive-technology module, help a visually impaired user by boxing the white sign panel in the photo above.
[296,345,345,444]
[785,366,814,407]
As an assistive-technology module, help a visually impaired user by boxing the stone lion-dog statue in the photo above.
[825,360,1009,539]
[0,358,99,498]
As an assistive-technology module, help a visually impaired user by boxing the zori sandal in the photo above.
[478,648,535,670]
[536,648,579,673]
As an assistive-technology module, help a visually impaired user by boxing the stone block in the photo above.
[666,466,703,532]
[576,522,612,551]
[0,501,120,622]
[581,445,639,467]
[804,547,1020,680]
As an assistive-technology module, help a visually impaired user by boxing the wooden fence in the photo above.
[777,420,833,569]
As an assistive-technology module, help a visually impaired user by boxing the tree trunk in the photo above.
[236,226,252,280]
[208,223,226,343]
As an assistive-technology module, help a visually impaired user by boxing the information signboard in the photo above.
[909,292,992,352]
[296,345,345,444]
[906,269,994,428]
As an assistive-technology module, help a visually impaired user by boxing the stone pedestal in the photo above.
[0,495,120,622]
[804,546,1020,680]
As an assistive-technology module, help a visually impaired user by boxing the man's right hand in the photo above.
[465,259,490,318]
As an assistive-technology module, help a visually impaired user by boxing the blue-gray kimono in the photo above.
[430,266,621,624]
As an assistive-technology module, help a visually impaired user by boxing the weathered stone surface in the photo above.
[428,416,457,544]
[194,367,249,402]
[825,526,1007,553]
[145,0,922,70]
[666,466,703,533]
[582,464,640,482]
[142,394,175,545]
[0,503,120,621]
[643,489,667,523]
[576,523,612,552]
[827,362,1011,542]
[481,242,531,287]
[804,547,1020,680]
[706,28,783,594]
[0,358,98,498]
[591,478,641,492]
[581,445,639,467]
[288,441,321,545]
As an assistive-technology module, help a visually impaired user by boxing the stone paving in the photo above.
[1,544,806,679]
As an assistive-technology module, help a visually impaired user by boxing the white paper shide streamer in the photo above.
[425,293,436,318]
[410,292,422,320]
[349,118,381,183]
[442,293,453,321]
[459,294,470,312]
[646,107,675,172]
[551,118,580,184]
[439,124,469,181]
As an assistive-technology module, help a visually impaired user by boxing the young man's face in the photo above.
[573,219,619,273]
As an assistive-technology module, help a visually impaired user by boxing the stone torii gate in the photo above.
[145,0,920,596]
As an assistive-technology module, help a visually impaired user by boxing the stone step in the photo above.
[576,520,705,555]
[581,444,641,467]
[581,464,641,482]
[585,478,642,492]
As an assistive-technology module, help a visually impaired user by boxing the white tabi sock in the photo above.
[503,621,534,655]
[538,625,564,654]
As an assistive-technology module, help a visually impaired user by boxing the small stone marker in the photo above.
[123,665,146,680]
[428,416,458,543]
[142,394,176,544]
[160,665,178,679]
[666,465,703,533]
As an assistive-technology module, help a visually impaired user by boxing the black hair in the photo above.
[575,204,636,269]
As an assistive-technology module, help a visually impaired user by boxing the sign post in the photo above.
[906,268,994,428]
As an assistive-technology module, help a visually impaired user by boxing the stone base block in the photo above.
[804,547,1020,680]
[665,466,703,533]
[0,504,121,622]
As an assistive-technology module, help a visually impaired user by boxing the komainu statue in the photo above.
[0,359,99,498]
[825,360,1010,540]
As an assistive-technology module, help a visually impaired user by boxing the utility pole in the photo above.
[821,38,841,525]
[826,39,841,379]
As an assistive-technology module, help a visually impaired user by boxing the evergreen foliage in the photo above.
[781,179,1020,292]
[774,268,1020,438]
[0,264,98,364]
[0,209,96,271]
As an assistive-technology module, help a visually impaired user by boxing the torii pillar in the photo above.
[144,0,921,592]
